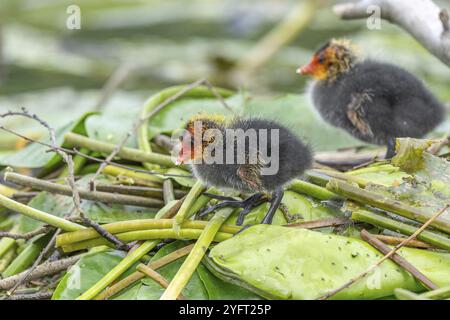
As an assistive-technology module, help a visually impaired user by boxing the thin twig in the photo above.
[0,226,52,240]
[0,125,191,179]
[319,204,449,300]
[361,229,438,290]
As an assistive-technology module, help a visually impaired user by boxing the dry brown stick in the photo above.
[96,243,194,300]
[2,291,53,300]
[318,204,449,300]
[5,172,164,208]
[373,234,433,249]
[0,225,52,240]
[95,184,186,199]
[284,217,351,229]
[136,264,186,300]
[361,229,438,290]
[0,255,81,290]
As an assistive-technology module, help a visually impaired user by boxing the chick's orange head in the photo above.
[297,39,359,80]
[176,114,225,165]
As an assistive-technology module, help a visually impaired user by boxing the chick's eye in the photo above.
[317,55,325,64]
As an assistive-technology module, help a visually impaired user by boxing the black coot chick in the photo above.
[298,39,445,158]
[176,114,312,225]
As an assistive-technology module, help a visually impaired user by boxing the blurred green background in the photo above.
[0,0,448,150]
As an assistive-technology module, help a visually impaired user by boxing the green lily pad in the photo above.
[208,225,450,300]
[52,248,125,300]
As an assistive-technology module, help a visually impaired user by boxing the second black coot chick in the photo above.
[298,39,445,158]
[176,114,312,225]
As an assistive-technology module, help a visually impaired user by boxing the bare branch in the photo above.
[0,226,52,240]
[334,0,450,67]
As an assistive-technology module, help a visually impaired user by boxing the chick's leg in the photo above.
[198,193,266,220]
[261,188,284,225]
[236,193,268,226]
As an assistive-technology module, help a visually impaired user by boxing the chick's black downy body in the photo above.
[299,39,445,158]
[312,60,444,156]
[192,118,311,193]
[186,117,312,225]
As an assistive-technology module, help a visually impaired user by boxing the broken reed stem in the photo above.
[103,165,163,185]
[96,243,194,300]
[327,179,450,234]
[64,132,175,168]
[360,229,438,290]
[163,179,176,204]
[351,209,450,250]
[319,204,449,300]
[174,180,206,232]
[95,184,186,200]
[60,229,234,253]
[160,207,234,300]
[5,172,164,208]
[373,234,433,249]
[136,264,186,300]
[396,284,450,300]
[0,194,83,232]
[56,219,240,246]
[288,179,337,200]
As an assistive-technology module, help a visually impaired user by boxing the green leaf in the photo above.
[85,106,140,148]
[53,248,125,300]
[208,225,450,300]
[196,263,261,300]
